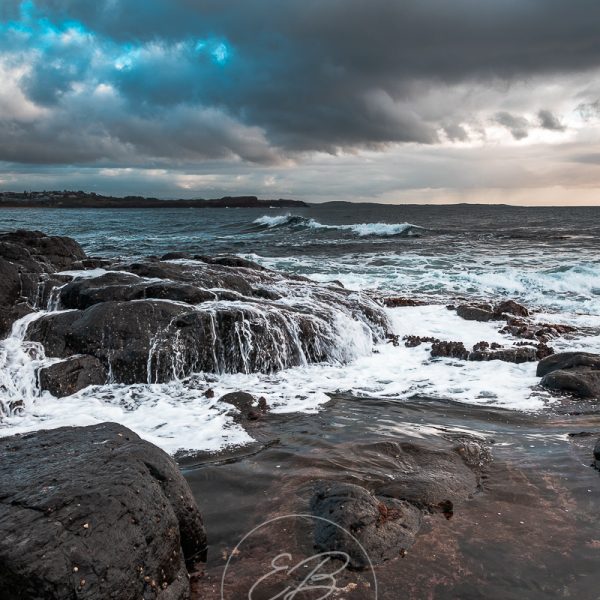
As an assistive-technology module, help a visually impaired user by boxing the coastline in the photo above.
[0,228,599,599]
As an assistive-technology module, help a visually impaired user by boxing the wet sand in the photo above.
[183,395,600,599]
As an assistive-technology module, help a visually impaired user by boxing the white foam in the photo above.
[253,214,294,227]
[2,381,253,454]
[244,252,600,315]
[0,304,551,455]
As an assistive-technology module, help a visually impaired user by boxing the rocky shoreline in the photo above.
[1,230,599,599]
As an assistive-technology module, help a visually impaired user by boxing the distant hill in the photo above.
[0,191,307,209]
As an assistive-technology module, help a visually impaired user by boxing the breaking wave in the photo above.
[253,214,423,237]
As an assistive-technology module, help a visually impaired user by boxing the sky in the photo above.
[1,0,600,204]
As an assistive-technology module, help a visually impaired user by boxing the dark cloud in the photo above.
[493,112,530,140]
[0,0,599,196]
[538,109,565,131]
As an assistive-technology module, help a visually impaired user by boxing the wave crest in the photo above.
[252,214,423,237]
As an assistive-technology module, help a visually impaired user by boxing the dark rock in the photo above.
[534,342,554,360]
[59,273,144,308]
[13,234,389,384]
[0,231,86,337]
[29,274,389,383]
[38,355,108,397]
[456,304,495,322]
[59,273,216,310]
[541,370,600,398]
[382,297,427,308]
[404,335,439,348]
[310,482,422,568]
[27,301,192,384]
[594,439,600,470]
[0,229,86,271]
[195,255,266,271]
[537,352,600,399]
[430,338,541,364]
[0,258,23,336]
[373,438,490,507]
[0,422,206,600]
[502,319,577,342]
[431,340,469,360]
[218,391,268,422]
[161,252,192,260]
[537,352,600,377]
[469,346,538,364]
[494,300,529,318]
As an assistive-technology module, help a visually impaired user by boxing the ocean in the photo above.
[1,204,599,453]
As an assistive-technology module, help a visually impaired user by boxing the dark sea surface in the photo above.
[1,203,599,312]
[1,204,600,598]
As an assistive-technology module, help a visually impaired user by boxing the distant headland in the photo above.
[0,190,307,209]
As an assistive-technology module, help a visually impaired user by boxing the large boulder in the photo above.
[0,423,206,600]
[38,355,108,397]
[537,352,600,398]
[27,263,390,384]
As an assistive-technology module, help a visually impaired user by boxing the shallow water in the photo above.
[186,394,600,599]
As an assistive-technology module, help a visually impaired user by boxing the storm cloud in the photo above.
[1,0,600,202]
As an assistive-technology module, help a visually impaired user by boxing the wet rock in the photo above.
[59,273,215,310]
[0,231,86,337]
[502,319,577,343]
[29,289,387,383]
[161,252,192,260]
[372,438,490,507]
[0,258,23,337]
[431,340,469,360]
[537,352,600,399]
[469,346,538,364]
[541,370,600,398]
[218,391,268,422]
[404,335,439,348]
[38,355,108,397]
[456,304,495,322]
[537,352,600,377]
[430,338,542,364]
[310,481,422,568]
[382,297,428,308]
[28,255,390,383]
[27,301,193,384]
[195,255,266,271]
[594,439,600,470]
[0,422,206,600]
[0,229,86,271]
[494,300,529,318]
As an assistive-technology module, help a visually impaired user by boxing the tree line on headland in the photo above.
[0,190,307,209]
